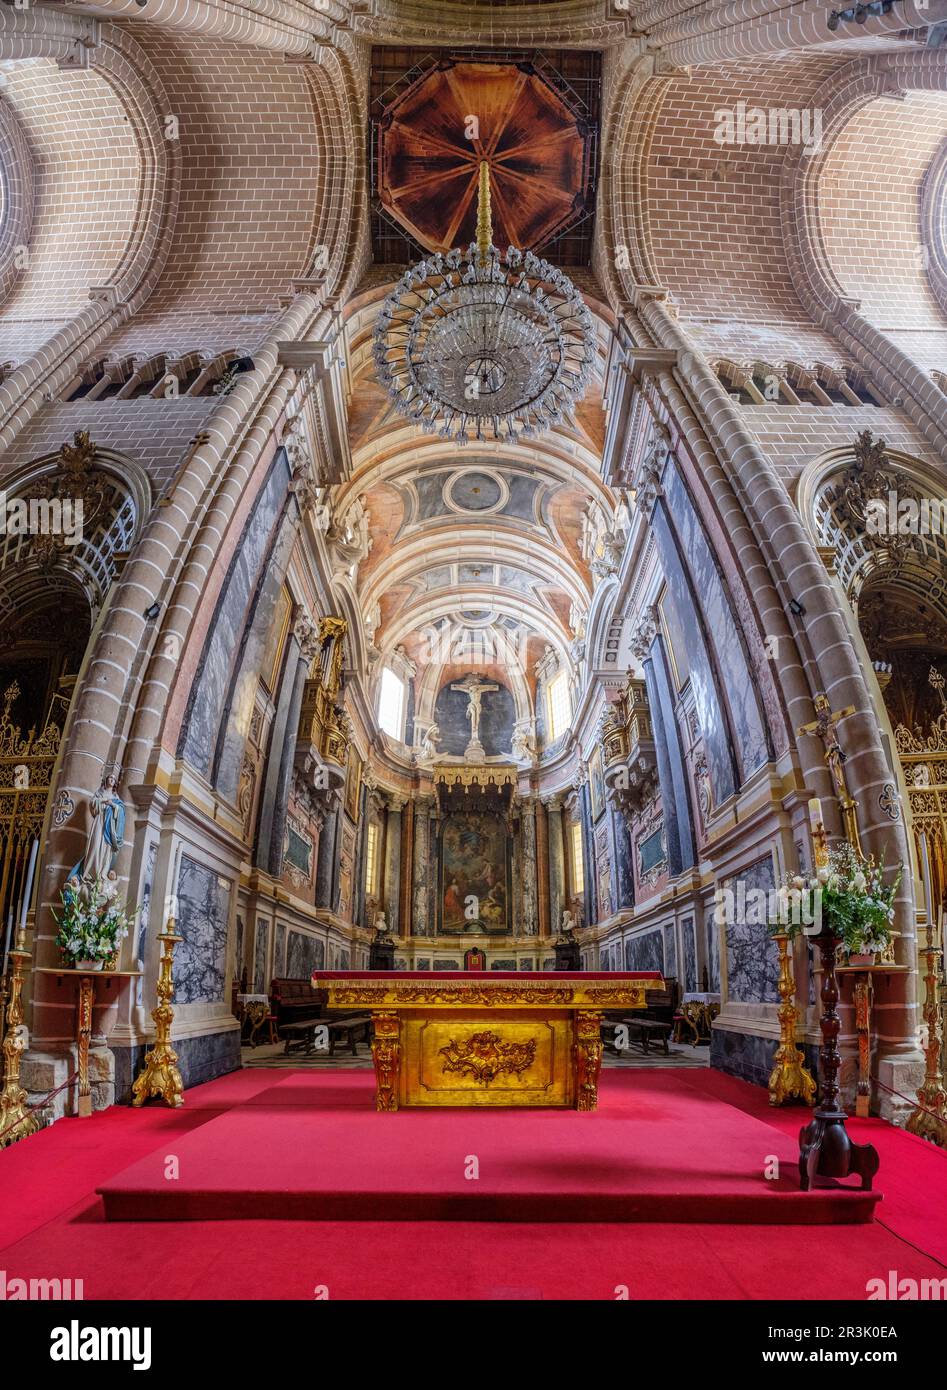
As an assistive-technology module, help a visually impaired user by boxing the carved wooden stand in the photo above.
[799,928,879,1191]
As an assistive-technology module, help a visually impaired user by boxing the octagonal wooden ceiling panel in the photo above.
[376,60,594,255]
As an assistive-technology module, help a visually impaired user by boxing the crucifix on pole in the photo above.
[797,692,862,858]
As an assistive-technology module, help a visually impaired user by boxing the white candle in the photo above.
[2,908,13,977]
[18,836,39,935]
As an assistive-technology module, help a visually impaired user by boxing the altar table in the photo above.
[311,970,664,1111]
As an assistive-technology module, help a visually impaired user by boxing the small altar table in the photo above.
[35,967,141,1117]
[311,970,664,1111]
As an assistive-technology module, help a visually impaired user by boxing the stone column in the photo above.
[609,805,635,910]
[353,783,370,927]
[536,796,551,936]
[544,794,565,935]
[412,795,434,935]
[314,790,341,910]
[383,796,404,938]
[400,797,415,935]
[520,795,538,936]
[260,616,319,877]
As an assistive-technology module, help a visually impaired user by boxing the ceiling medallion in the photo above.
[372,162,595,444]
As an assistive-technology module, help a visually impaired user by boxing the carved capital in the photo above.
[630,604,659,660]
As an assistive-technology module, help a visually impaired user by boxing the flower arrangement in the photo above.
[54,874,135,967]
[768,842,901,958]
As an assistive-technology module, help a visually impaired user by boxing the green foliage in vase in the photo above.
[53,875,135,964]
[767,842,901,955]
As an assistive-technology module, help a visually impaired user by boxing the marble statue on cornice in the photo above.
[511,719,535,765]
[327,495,372,580]
[416,723,441,765]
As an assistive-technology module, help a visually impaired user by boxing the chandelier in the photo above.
[372,163,596,444]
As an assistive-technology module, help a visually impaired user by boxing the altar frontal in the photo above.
[312,971,664,1111]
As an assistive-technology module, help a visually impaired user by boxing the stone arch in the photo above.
[0,98,34,311]
[0,440,151,621]
[783,51,947,456]
[799,437,947,929]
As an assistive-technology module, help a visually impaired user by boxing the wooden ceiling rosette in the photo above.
[376,60,595,256]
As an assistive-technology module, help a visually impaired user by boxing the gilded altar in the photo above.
[312,970,663,1111]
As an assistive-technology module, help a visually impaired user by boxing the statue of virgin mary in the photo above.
[66,773,126,900]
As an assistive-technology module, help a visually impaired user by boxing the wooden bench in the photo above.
[601,1016,672,1056]
[601,1019,630,1055]
[626,1017,672,1055]
[280,1015,371,1057]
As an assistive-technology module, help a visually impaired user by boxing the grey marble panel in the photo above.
[175,855,230,1005]
[682,916,697,992]
[114,1028,241,1101]
[491,958,516,970]
[253,918,269,992]
[652,498,736,807]
[663,465,769,778]
[625,929,664,975]
[216,512,296,803]
[663,923,678,980]
[711,1028,819,1090]
[273,922,286,978]
[725,854,779,1003]
[434,958,461,970]
[135,840,157,1006]
[179,450,290,775]
[705,905,721,992]
[286,929,324,979]
[611,809,635,910]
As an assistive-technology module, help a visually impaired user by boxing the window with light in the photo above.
[546,669,571,741]
[377,666,406,740]
[365,822,379,896]
[571,821,585,896]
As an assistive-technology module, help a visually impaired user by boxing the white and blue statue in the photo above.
[65,772,126,905]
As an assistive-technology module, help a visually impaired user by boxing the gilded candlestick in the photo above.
[0,944,39,1148]
[768,931,816,1106]
[906,938,947,1147]
[132,919,184,1108]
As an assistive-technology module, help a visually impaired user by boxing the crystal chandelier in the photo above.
[372,163,596,443]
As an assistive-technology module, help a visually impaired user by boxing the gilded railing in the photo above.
[893,667,947,1075]
[0,681,61,942]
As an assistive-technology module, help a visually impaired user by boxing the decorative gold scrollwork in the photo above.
[439,1030,536,1085]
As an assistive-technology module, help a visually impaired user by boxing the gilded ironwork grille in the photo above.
[0,681,61,940]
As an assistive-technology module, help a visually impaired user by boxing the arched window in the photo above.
[546,668,572,741]
[378,666,406,740]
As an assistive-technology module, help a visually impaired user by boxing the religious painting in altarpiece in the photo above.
[437,810,512,935]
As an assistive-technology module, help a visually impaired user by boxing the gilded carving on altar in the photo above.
[439,1031,536,1085]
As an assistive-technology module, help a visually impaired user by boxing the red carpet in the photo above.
[97,1069,879,1223]
[2,1066,946,1299]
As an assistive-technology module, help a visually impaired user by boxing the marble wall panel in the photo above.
[724,854,778,1003]
[175,855,231,1004]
